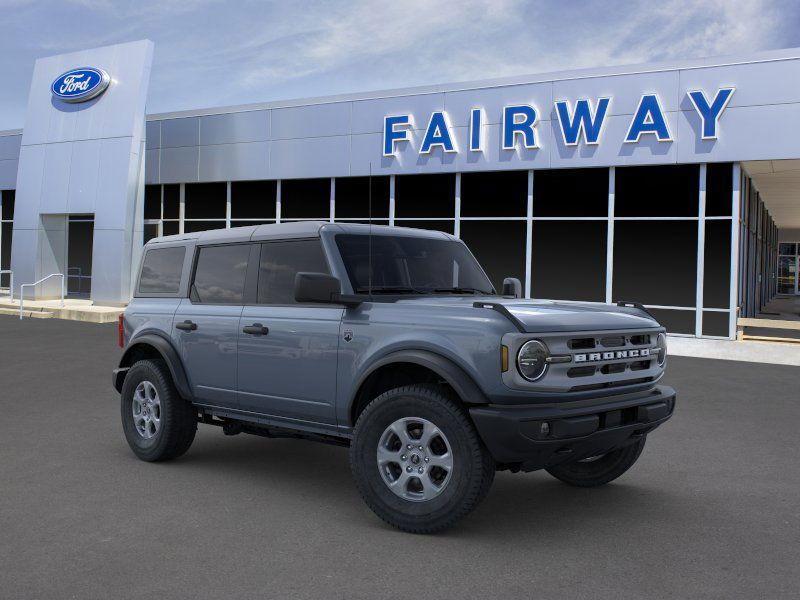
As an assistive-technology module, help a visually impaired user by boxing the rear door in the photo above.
[173,242,257,408]
[237,239,343,426]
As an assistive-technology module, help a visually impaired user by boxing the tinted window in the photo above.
[138,246,185,294]
[192,244,250,304]
[335,234,494,294]
[258,240,329,304]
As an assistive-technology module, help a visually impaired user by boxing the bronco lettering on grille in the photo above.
[574,348,651,363]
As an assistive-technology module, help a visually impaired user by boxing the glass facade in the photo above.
[132,162,774,338]
[0,190,13,290]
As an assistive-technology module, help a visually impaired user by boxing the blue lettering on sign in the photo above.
[555,97,611,145]
[502,105,539,150]
[469,108,483,152]
[420,111,456,153]
[688,87,735,139]
[380,89,735,156]
[51,67,110,103]
[625,94,672,143]
[383,115,412,156]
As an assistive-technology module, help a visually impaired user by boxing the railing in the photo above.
[19,273,64,319]
[0,270,12,300]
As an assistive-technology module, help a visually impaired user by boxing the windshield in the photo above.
[335,233,495,295]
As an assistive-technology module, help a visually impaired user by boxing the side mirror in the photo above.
[295,272,342,303]
[502,277,522,298]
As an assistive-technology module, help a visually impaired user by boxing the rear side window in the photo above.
[191,244,251,304]
[138,246,185,295]
[258,240,329,304]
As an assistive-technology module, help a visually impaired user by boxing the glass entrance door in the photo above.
[777,256,796,294]
[67,215,94,298]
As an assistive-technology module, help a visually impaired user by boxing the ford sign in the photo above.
[51,67,110,103]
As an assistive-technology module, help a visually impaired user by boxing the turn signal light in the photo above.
[501,345,509,372]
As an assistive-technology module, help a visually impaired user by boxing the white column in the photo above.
[525,170,533,299]
[225,181,232,228]
[729,163,742,339]
[454,173,462,238]
[605,167,615,304]
[276,180,282,223]
[695,163,707,337]
[329,177,335,223]
[389,175,396,226]
[178,183,185,234]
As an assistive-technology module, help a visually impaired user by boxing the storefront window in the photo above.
[532,220,606,302]
[231,180,276,219]
[615,165,699,217]
[534,168,608,217]
[460,221,526,291]
[185,182,226,219]
[335,176,390,219]
[281,178,330,219]
[461,171,527,217]
[395,174,455,218]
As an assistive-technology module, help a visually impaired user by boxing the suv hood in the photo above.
[395,296,660,333]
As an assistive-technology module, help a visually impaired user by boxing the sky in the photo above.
[0,0,799,130]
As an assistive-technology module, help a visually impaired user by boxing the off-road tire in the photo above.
[121,359,197,462]
[545,437,647,487]
[350,384,495,534]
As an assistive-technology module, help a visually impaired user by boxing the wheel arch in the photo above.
[349,349,488,427]
[115,333,192,400]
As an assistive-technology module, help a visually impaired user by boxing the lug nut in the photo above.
[406,466,413,473]
[407,444,413,450]
[424,456,430,463]
[401,455,407,461]
[418,467,424,474]
[418,445,423,451]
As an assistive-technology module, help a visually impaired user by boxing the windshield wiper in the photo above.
[354,286,426,295]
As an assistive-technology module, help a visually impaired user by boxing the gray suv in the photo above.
[113,222,675,533]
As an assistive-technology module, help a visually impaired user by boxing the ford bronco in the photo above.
[113,222,675,533]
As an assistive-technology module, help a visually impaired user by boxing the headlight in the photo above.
[517,340,549,381]
[655,333,667,366]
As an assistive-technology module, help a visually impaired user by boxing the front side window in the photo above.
[335,234,494,295]
[191,244,250,304]
[258,240,330,304]
[138,246,185,295]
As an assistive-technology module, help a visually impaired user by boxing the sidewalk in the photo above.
[0,297,123,323]
[668,335,800,367]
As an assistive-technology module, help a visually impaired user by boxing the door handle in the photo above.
[242,323,269,335]
[175,320,198,331]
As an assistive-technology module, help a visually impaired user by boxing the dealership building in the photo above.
[1,40,800,338]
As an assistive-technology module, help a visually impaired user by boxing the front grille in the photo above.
[523,328,664,393]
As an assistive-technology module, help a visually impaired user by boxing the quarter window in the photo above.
[258,240,329,304]
[191,244,250,304]
[138,246,185,295]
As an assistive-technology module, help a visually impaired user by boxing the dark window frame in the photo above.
[136,245,187,297]
[254,237,332,306]
[188,242,258,305]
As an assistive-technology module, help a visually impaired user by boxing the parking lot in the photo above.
[1,316,798,599]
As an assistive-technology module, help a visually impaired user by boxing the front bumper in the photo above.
[469,385,676,472]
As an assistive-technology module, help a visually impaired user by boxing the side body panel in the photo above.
[171,297,243,407]
[237,305,344,426]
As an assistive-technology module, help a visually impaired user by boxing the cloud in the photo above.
[0,0,797,129]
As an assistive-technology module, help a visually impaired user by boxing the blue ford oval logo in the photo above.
[51,67,110,103]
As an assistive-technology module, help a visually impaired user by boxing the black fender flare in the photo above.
[114,332,192,400]
[350,349,488,422]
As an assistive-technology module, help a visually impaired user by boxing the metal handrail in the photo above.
[19,273,64,319]
[0,269,12,299]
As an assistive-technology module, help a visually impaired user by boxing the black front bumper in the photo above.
[469,385,676,472]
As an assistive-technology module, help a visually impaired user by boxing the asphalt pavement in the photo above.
[1,316,798,599]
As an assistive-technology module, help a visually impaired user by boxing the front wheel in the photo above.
[545,437,647,487]
[350,385,495,534]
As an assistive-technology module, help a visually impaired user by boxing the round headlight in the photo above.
[655,333,667,366]
[517,340,549,381]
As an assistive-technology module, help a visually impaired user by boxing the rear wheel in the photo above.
[545,437,647,487]
[350,385,494,534]
[121,359,197,462]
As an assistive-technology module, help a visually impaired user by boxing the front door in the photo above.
[67,215,93,298]
[777,255,798,295]
[172,242,254,407]
[237,239,342,426]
